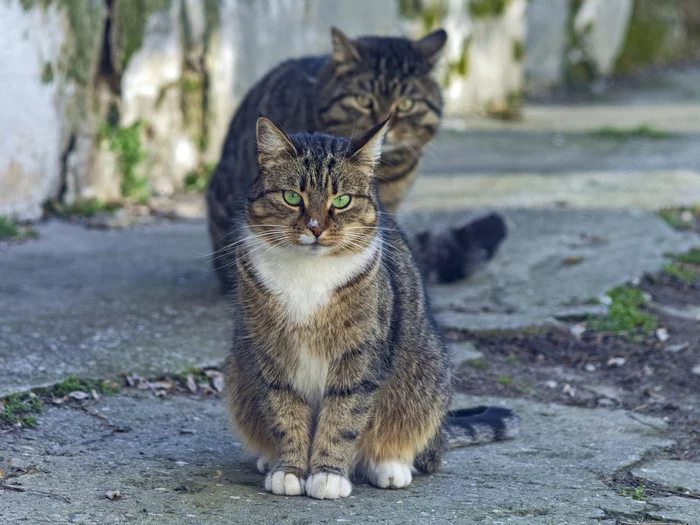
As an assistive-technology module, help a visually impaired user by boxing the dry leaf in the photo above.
[0,467,6,479]
[91,389,100,400]
[186,374,197,394]
[214,469,223,479]
[154,389,168,398]
[105,489,121,500]
[68,391,90,400]
[149,381,174,391]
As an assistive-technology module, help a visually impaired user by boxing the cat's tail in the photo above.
[444,405,520,449]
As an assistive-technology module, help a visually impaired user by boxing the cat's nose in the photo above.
[307,219,325,238]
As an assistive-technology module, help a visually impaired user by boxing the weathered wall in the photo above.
[0,0,697,221]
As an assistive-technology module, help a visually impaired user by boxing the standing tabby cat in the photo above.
[207,28,506,292]
[224,117,518,499]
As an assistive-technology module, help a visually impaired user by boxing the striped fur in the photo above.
[206,28,507,293]
[223,120,518,500]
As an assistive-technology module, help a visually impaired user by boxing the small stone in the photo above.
[607,357,626,367]
[546,380,558,389]
[68,391,90,400]
[562,384,576,397]
[655,328,669,342]
[105,489,121,500]
[584,364,596,372]
[597,398,616,407]
[666,342,689,353]
[570,323,586,338]
[174,461,188,466]
[692,365,700,377]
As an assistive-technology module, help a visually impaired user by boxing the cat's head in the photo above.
[245,116,389,256]
[317,28,447,159]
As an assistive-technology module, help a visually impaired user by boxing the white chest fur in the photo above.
[245,231,379,325]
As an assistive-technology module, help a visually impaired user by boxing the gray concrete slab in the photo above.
[0,393,676,525]
[413,209,699,331]
[632,460,700,494]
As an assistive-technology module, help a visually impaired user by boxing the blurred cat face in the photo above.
[245,118,388,257]
[317,29,446,159]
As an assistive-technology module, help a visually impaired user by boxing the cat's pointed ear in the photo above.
[256,116,296,166]
[351,117,390,169]
[331,27,361,63]
[414,29,447,66]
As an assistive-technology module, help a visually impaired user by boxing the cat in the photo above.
[207,27,507,293]
[223,116,518,499]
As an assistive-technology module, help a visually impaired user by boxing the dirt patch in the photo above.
[450,272,700,463]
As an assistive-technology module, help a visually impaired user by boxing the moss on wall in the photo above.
[468,0,511,19]
[443,36,471,86]
[614,0,681,74]
[114,0,172,71]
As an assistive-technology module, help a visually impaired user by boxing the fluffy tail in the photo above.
[445,405,519,449]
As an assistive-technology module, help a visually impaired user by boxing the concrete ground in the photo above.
[2,83,700,523]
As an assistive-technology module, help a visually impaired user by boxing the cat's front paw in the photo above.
[264,469,305,496]
[367,460,412,489]
[305,472,352,500]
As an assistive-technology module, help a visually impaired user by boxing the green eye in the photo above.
[283,190,302,206]
[397,98,414,112]
[332,194,351,209]
[354,94,373,108]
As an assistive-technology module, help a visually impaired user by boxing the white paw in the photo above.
[367,461,412,489]
[264,470,305,496]
[305,472,352,500]
[256,455,272,474]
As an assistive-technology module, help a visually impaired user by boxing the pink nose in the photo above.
[309,225,325,237]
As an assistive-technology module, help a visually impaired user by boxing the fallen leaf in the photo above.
[68,391,90,400]
[0,467,5,479]
[148,381,174,391]
[666,342,689,353]
[91,389,100,400]
[105,489,121,500]
[214,469,223,479]
[211,376,224,393]
[154,389,168,398]
[186,374,197,394]
[564,256,583,265]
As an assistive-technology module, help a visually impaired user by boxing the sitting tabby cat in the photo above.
[224,117,518,499]
[207,27,506,292]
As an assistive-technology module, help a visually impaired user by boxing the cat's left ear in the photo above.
[351,117,390,170]
[331,27,361,63]
[414,29,447,67]
[256,117,296,167]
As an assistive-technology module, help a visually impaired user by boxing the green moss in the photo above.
[0,393,43,428]
[619,483,646,501]
[587,285,658,335]
[0,217,39,242]
[114,0,172,70]
[399,0,423,19]
[467,358,489,371]
[421,0,449,32]
[47,376,121,397]
[615,0,671,74]
[184,162,216,193]
[468,0,510,18]
[512,39,524,62]
[41,62,54,84]
[664,263,697,284]
[675,248,700,265]
[100,121,150,203]
[497,375,513,386]
[591,124,675,140]
[487,91,523,120]
[657,206,698,230]
[443,36,471,86]
[55,199,121,218]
